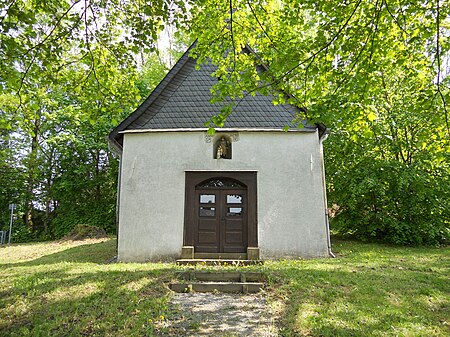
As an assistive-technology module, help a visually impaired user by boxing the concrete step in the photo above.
[169,282,264,293]
[176,271,264,282]
[194,252,248,259]
[176,259,264,266]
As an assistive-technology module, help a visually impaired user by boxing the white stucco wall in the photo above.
[117,130,329,261]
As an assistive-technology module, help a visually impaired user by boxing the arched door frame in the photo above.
[184,171,258,251]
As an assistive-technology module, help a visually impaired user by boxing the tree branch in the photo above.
[15,50,39,111]
[435,0,449,134]
[222,0,364,107]
[383,0,407,34]
[23,0,82,57]
[229,0,236,71]
[277,0,363,83]
[246,0,278,51]
[0,0,18,26]
[333,0,382,97]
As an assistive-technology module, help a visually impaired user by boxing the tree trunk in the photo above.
[25,118,40,229]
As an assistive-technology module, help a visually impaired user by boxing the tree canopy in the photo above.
[0,0,448,244]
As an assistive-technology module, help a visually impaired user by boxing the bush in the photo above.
[63,224,108,241]
[329,158,449,245]
[10,222,36,243]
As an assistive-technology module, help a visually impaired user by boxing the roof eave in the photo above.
[119,126,318,134]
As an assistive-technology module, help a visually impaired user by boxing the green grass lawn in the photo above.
[0,239,448,336]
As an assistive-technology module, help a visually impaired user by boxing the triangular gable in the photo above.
[109,41,316,149]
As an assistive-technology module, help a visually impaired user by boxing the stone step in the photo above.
[176,259,264,266]
[169,282,264,294]
[194,252,248,259]
[176,271,264,282]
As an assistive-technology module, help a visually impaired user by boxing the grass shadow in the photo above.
[0,240,180,336]
[1,240,116,267]
[1,239,448,336]
[268,250,449,337]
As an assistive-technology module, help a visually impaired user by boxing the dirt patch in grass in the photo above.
[157,292,278,336]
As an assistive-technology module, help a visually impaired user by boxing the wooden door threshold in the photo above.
[194,253,247,259]
[180,246,260,262]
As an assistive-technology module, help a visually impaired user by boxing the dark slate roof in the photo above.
[109,42,316,147]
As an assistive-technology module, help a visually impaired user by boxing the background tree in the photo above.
[326,66,449,244]
[186,0,450,244]
[1,0,448,244]
[0,42,143,240]
[0,0,189,240]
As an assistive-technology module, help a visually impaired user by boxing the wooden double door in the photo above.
[195,188,247,253]
[184,172,258,254]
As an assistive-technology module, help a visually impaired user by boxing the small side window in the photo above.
[227,207,242,216]
[200,207,216,217]
[200,194,215,203]
[227,195,242,204]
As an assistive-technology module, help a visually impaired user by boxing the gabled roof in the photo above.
[109,42,317,148]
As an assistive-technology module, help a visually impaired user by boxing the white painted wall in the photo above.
[117,131,329,261]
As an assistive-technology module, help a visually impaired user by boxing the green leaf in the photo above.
[207,127,216,135]
[367,112,377,122]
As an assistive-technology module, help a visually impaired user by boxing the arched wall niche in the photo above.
[213,134,232,159]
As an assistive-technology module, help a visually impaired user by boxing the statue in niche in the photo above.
[216,137,231,159]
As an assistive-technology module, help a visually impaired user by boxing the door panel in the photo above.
[194,188,247,253]
[198,232,217,243]
[225,232,243,243]
[221,190,247,252]
[225,220,242,231]
[198,220,217,231]
[196,191,219,252]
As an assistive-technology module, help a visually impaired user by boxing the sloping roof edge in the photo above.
[108,41,197,149]
[108,40,325,151]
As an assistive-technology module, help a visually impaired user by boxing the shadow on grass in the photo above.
[0,240,179,336]
[1,240,448,336]
[1,240,117,267]
[271,261,449,337]
[1,269,178,336]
